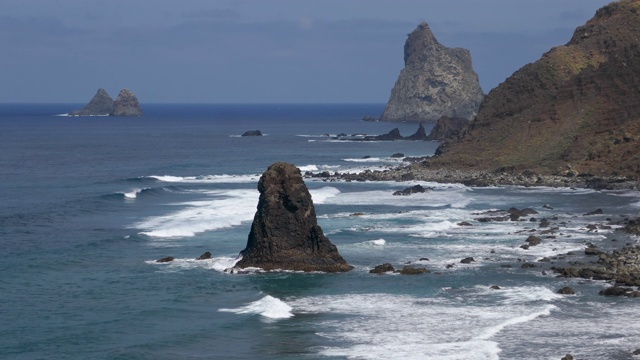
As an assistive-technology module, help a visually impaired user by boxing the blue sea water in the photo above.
[1,103,640,360]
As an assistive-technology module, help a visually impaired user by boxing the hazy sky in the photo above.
[1,0,611,103]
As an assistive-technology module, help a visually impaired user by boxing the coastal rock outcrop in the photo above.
[69,88,115,116]
[111,89,144,117]
[380,22,484,122]
[433,1,640,179]
[241,130,263,137]
[69,88,143,117]
[234,162,352,272]
[425,116,469,141]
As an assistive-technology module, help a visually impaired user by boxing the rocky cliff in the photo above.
[234,162,352,272]
[426,116,469,141]
[111,89,144,117]
[380,22,484,122]
[69,88,114,116]
[433,0,640,179]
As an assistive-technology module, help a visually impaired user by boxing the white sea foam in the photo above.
[320,188,470,208]
[288,291,558,360]
[133,188,258,238]
[146,174,259,184]
[122,188,148,199]
[310,187,341,204]
[146,256,241,272]
[219,295,294,319]
[359,239,386,246]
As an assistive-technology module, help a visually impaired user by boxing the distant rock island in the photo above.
[233,162,352,272]
[69,88,143,117]
[380,22,484,122]
[432,0,640,179]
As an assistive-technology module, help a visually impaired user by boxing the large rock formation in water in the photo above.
[433,0,640,179]
[69,88,114,116]
[380,22,484,122]
[234,162,352,272]
[69,88,143,117]
[111,89,144,117]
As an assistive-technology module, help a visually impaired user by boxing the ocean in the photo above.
[1,103,640,360]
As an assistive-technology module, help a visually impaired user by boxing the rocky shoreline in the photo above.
[306,157,640,191]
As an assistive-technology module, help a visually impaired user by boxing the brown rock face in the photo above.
[69,88,114,116]
[434,0,640,178]
[426,116,469,141]
[111,89,144,117]
[380,22,484,122]
[234,162,352,272]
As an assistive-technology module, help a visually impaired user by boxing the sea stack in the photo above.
[433,0,640,178]
[380,22,484,122]
[69,88,115,116]
[111,89,144,117]
[234,162,352,272]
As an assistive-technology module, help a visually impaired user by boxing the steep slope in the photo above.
[380,22,484,122]
[433,0,640,179]
[69,88,114,116]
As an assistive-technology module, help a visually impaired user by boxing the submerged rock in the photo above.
[380,22,483,122]
[369,263,395,274]
[156,256,175,263]
[196,251,212,260]
[234,162,352,272]
[69,88,115,116]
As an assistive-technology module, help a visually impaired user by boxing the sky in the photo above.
[0,0,612,104]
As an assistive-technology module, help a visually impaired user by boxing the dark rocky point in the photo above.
[196,251,212,260]
[557,287,576,295]
[399,266,430,275]
[369,263,395,274]
[405,123,429,141]
[111,88,144,116]
[69,88,115,116]
[241,130,263,137]
[233,162,352,272]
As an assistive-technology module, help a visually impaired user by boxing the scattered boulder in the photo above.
[233,162,352,272]
[561,355,574,360]
[399,266,430,275]
[526,236,542,246]
[393,184,431,196]
[156,256,175,263]
[490,285,501,290]
[241,130,263,137]
[584,208,603,216]
[599,286,632,296]
[457,221,473,226]
[196,251,212,260]
[557,287,576,295]
[460,257,475,264]
[369,263,395,274]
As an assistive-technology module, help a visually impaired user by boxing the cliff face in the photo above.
[111,89,144,117]
[69,88,114,116]
[380,22,484,122]
[234,162,352,272]
[433,0,640,179]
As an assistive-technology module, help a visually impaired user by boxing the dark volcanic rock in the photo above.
[557,287,576,295]
[380,22,483,122]
[392,184,430,196]
[375,128,404,141]
[196,251,212,260]
[69,88,114,116]
[156,256,175,263]
[399,266,430,275]
[426,116,469,141]
[111,89,143,117]
[526,236,542,246]
[369,263,395,274]
[405,123,428,141]
[584,208,603,216]
[234,162,352,272]
[390,153,405,158]
[241,130,263,137]
[460,257,475,264]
